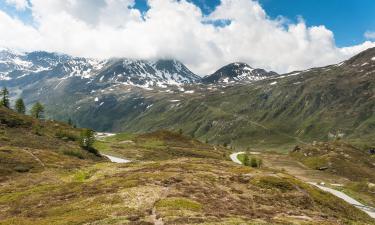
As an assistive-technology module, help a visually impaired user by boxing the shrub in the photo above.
[79,129,99,155]
[250,157,258,168]
[14,165,31,173]
[33,125,42,136]
[243,154,250,166]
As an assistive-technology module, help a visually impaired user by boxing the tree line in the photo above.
[0,87,45,119]
[1,87,99,155]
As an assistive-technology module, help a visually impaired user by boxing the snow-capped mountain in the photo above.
[0,49,105,82]
[92,59,200,88]
[0,49,199,88]
[201,62,278,84]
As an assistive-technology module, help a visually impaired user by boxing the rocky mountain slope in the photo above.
[36,47,374,149]
[202,62,278,84]
[0,49,200,92]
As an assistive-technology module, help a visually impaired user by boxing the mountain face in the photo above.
[1,47,375,149]
[40,47,374,148]
[201,62,278,84]
[0,50,200,90]
[91,59,200,88]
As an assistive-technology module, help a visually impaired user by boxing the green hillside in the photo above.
[40,48,375,150]
[0,107,372,224]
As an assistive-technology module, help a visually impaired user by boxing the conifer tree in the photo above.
[15,98,26,114]
[0,87,10,108]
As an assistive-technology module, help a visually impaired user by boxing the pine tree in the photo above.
[79,129,98,154]
[15,98,26,114]
[0,87,10,108]
[31,102,44,119]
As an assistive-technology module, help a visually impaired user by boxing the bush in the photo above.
[79,129,99,155]
[14,165,31,173]
[243,154,250,166]
[33,125,42,136]
[250,157,258,168]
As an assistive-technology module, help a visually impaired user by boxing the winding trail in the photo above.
[229,152,245,164]
[229,152,375,219]
[102,154,131,163]
[309,182,375,219]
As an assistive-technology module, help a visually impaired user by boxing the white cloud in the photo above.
[365,31,375,40]
[5,0,29,10]
[0,0,374,75]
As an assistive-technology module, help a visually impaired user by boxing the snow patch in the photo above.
[270,81,277,85]
[94,97,99,102]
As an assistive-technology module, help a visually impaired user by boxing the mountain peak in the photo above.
[201,62,278,84]
[346,47,375,66]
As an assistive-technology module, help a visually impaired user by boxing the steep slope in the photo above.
[49,47,375,149]
[0,107,103,178]
[2,47,375,149]
[201,62,278,84]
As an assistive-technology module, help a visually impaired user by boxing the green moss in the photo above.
[253,176,295,192]
[73,170,95,182]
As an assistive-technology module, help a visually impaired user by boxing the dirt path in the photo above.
[22,149,45,168]
[230,152,375,220]
[309,182,375,219]
[102,154,131,163]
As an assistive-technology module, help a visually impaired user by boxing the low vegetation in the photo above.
[290,141,375,207]
[0,158,372,224]
[94,130,229,161]
[0,107,103,178]
[0,105,373,224]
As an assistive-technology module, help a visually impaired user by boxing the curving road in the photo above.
[229,152,245,164]
[309,182,375,219]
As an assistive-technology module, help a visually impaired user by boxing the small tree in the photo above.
[31,102,44,119]
[0,87,10,108]
[79,129,98,154]
[15,98,26,114]
[243,154,250,166]
[250,157,258,168]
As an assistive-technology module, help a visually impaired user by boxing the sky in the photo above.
[0,0,374,75]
